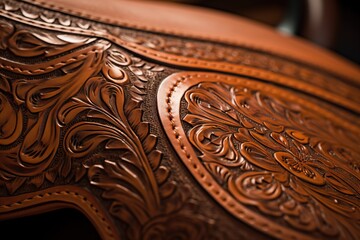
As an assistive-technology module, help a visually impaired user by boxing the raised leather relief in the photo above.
[0,0,359,240]
[158,72,360,240]
[0,11,220,240]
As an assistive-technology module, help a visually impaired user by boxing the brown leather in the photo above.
[26,0,360,83]
[0,1,359,240]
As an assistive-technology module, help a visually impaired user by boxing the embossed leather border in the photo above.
[1,1,359,239]
[24,0,360,82]
[1,1,359,113]
[157,71,360,240]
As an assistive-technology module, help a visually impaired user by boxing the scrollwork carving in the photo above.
[158,72,360,240]
[185,81,360,239]
[0,90,23,146]
[0,19,216,239]
[2,0,359,112]
[2,1,360,238]
[0,20,110,186]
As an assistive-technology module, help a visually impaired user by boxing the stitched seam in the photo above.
[0,47,102,74]
[163,72,360,240]
[22,0,360,82]
[164,73,294,240]
[0,190,115,239]
[1,10,358,91]
[1,9,358,111]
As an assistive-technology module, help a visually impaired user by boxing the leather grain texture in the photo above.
[0,1,359,239]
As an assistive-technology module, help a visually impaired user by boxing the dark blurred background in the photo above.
[186,0,360,65]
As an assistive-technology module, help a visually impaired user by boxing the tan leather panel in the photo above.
[2,1,359,112]
[27,0,360,83]
[158,72,360,240]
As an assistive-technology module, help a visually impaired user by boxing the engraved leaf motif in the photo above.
[102,49,131,84]
[88,158,159,225]
[188,124,242,167]
[240,142,280,172]
[65,122,129,158]
[204,162,232,184]
[61,77,147,162]
[185,85,240,126]
[183,81,360,238]
[229,171,284,216]
[0,20,13,49]
[5,176,26,195]
[0,23,112,190]
[7,30,96,57]
[13,50,102,169]
[0,92,22,145]
[315,141,360,176]
[60,75,164,238]
[325,174,356,195]
[306,184,360,220]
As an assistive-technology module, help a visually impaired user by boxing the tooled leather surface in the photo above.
[25,0,360,82]
[158,72,360,240]
[1,0,360,113]
[0,1,359,240]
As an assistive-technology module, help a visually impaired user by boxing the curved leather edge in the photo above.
[0,186,119,240]
[24,0,360,83]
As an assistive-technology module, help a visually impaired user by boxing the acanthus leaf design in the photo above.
[158,72,360,240]
[2,2,360,238]
[0,19,217,240]
[59,75,163,238]
[0,21,144,191]
[183,81,360,239]
[0,89,23,146]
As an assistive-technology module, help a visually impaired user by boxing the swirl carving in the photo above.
[1,1,360,238]
[0,19,113,183]
[0,20,218,239]
[2,0,359,114]
[158,72,360,240]
[186,82,360,239]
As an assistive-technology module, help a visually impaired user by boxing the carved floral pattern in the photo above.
[1,1,360,239]
[0,20,216,239]
[2,0,358,109]
[0,19,113,184]
[183,82,360,239]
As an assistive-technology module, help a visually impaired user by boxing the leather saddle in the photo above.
[0,0,359,239]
